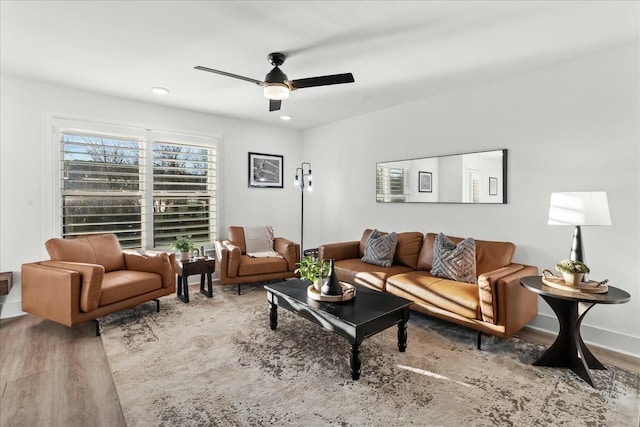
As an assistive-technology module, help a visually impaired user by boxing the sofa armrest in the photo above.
[318,241,360,261]
[215,240,241,279]
[274,237,300,271]
[123,250,175,291]
[21,262,83,326]
[40,260,105,312]
[214,241,227,280]
[478,264,538,334]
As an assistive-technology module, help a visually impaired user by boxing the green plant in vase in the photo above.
[295,255,330,292]
[172,236,194,261]
[555,259,590,286]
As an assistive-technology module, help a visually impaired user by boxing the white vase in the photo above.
[562,272,584,286]
[180,251,190,262]
[314,278,323,292]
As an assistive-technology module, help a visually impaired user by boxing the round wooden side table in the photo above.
[520,275,630,388]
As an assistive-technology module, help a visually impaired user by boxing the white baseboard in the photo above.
[527,313,640,359]
[0,299,26,319]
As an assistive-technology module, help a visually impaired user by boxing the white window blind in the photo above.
[151,136,216,248]
[56,120,217,249]
[376,166,409,202]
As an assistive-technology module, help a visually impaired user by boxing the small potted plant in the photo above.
[555,259,590,286]
[172,236,194,261]
[295,255,330,292]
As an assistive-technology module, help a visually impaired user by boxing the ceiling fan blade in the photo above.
[194,66,263,86]
[269,99,282,112]
[290,73,354,90]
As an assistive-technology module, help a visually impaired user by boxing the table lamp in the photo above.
[548,191,611,280]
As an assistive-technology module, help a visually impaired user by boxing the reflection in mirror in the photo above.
[376,149,507,204]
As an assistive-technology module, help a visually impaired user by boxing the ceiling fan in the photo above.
[195,52,355,112]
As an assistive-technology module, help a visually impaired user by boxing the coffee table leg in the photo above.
[269,302,278,330]
[350,344,361,380]
[397,319,408,352]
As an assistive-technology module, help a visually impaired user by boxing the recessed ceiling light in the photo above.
[280,115,292,121]
[152,87,169,95]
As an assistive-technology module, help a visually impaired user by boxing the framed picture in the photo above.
[248,152,283,188]
[489,177,498,195]
[418,171,432,193]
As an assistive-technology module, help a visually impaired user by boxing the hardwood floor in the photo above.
[1,311,637,426]
[0,315,125,427]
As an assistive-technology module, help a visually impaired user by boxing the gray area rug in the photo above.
[99,283,639,426]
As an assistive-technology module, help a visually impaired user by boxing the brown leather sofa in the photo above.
[21,234,176,333]
[319,229,538,348]
[215,226,300,294]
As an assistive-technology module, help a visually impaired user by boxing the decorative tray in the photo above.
[541,271,608,294]
[307,282,356,302]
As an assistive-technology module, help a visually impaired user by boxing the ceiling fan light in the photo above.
[264,83,290,100]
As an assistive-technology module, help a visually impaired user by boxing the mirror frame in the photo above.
[376,149,507,204]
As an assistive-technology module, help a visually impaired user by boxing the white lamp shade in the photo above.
[263,84,290,100]
[548,192,612,226]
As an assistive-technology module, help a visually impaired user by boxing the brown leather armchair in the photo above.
[215,226,300,294]
[21,234,176,334]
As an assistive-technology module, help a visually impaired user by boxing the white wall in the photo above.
[0,75,303,317]
[303,43,639,357]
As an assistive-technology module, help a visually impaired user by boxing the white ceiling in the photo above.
[1,1,637,130]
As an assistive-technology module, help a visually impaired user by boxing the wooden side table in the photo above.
[176,258,215,303]
[520,276,630,387]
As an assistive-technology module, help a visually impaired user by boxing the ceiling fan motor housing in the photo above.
[265,67,288,84]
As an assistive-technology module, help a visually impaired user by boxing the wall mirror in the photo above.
[376,149,507,204]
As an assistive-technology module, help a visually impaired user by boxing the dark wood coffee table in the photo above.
[265,279,412,380]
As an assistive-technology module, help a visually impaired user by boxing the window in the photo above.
[55,120,217,249]
[151,135,216,248]
[376,166,409,202]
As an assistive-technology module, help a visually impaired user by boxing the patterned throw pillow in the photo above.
[430,233,477,284]
[361,229,398,268]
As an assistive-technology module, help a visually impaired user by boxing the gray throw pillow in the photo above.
[430,233,477,284]
[362,229,397,268]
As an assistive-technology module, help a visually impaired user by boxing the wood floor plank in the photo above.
[0,315,125,427]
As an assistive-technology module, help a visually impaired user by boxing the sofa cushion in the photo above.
[45,234,125,272]
[431,233,477,284]
[358,229,424,269]
[237,255,288,276]
[123,250,174,289]
[394,231,424,269]
[387,271,480,320]
[361,229,397,267]
[99,270,162,306]
[418,233,516,276]
[335,258,414,291]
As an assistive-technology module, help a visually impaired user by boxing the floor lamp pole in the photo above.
[300,187,304,254]
[295,162,312,257]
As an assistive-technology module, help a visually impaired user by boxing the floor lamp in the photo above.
[294,162,313,255]
[548,191,612,281]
